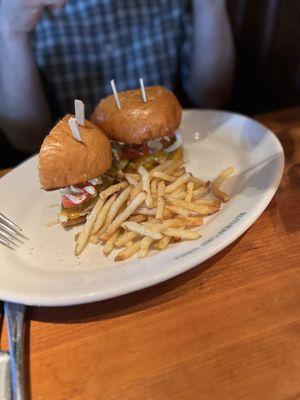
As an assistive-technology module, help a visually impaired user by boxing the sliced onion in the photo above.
[64,193,87,205]
[165,132,182,153]
[84,185,97,196]
[88,177,103,185]
[60,187,71,195]
[147,139,163,152]
[70,185,85,194]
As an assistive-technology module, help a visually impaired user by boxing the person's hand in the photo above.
[0,0,67,36]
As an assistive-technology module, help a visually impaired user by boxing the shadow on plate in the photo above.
[29,236,244,324]
[232,153,283,198]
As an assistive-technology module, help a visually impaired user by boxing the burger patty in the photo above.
[62,215,87,228]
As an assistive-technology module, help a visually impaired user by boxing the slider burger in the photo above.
[91,86,182,174]
[39,114,112,227]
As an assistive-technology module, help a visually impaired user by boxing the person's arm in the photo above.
[0,0,66,153]
[188,0,235,107]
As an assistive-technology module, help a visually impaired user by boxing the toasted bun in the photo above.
[91,86,182,144]
[39,114,112,190]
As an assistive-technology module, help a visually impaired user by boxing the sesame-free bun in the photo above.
[91,86,182,144]
[39,114,112,190]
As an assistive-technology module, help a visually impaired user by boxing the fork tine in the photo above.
[0,231,18,245]
[0,213,22,231]
[0,221,21,237]
[0,237,13,248]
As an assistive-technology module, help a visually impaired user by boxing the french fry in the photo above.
[129,214,148,223]
[192,182,210,199]
[163,159,184,175]
[152,171,177,182]
[115,242,141,261]
[130,181,143,200]
[100,181,128,199]
[102,191,147,239]
[122,221,162,240]
[185,181,194,202]
[165,204,189,218]
[162,228,201,240]
[212,166,234,202]
[163,208,175,219]
[165,173,191,194]
[172,168,185,177]
[75,197,105,255]
[115,231,139,247]
[144,219,185,231]
[179,216,203,227]
[156,181,165,220]
[189,176,206,188]
[74,156,233,259]
[92,194,117,234]
[173,186,186,194]
[138,165,153,208]
[89,234,100,244]
[194,199,221,207]
[162,218,186,228]
[172,237,182,243]
[105,186,131,225]
[133,207,156,216]
[138,237,154,258]
[149,160,173,176]
[103,229,120,256]
[124,173,140,182]
[165,196,220,215]
[154,236,172,250]
[124,240,134,247]
[150,178,158,200]
[124,174,138,186]
[168,191,186,199]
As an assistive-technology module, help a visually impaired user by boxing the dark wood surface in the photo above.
[0,107,300,399]
[228,0,300,113]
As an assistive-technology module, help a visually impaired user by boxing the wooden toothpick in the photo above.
[110,79,122,110]
[139,78,147,102]
[75,99,85,126]
[68,117,83,142]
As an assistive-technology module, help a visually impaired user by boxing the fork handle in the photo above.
[4,302,26,400]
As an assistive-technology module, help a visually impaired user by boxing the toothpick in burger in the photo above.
[39,113,112,227]
[91,85,182,174]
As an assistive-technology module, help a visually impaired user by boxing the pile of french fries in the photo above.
[75,158,234,261]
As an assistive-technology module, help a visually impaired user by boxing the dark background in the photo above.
[228,0,300,114]
[1,0,300,168]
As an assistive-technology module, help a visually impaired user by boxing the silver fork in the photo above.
[0,303,11,400]
[0,214,27,398]
[4,303,26,400]
[0,213,23,248]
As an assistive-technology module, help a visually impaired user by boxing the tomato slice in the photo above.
[62,192,91,208]
[167,131,175,137]
[120,149,142,160]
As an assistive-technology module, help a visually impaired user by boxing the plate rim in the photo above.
[0,109,285,306]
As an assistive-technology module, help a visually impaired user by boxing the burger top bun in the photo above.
[91,86,182,144]
[39,114,112,190]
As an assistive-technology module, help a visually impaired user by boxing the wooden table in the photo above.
[1,107,300,400]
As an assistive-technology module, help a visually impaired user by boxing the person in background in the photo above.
[0,0,234,157]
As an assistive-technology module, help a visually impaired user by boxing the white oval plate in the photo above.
[0,110,284,306]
